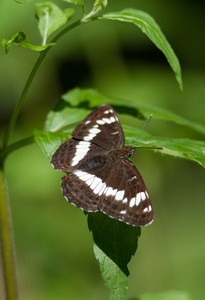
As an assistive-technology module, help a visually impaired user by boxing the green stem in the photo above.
[2,51,46,150]
[0,167,18,300]
[2,18,82,150]
[1,136,34,162]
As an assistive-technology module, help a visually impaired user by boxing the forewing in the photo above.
[51,138,105,172]
[51,105,124,172]
[72,105,124,149]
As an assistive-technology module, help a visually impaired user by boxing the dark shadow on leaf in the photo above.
[52,99,68,112]
[87,211,141,276]
[112,105,145,120]
[52,98,145,120]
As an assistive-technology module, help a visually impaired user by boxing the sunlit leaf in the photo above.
[100,9,183,90]
[1,31,54,53]
[93,244,128,300]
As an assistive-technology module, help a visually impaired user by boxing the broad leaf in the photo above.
[100,9,183,90]
[88,211,141,276]
[61,88,205,135]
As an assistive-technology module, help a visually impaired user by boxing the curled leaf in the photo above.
[1,31,55,53]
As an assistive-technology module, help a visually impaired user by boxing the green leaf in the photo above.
[35,125,205,168]
[135,103,205,135]
[36,2,75,44]
[93,0,108,12]
[93,244,128,300]
[34,130,69,160]
[61,88,205,135]
[63,0,84,5]
[44,100,88,132]
[100,9,183,90]
[124,125,205,168]
[88,211,141,276]
[1,31,55,53]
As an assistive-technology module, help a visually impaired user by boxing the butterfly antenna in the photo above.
[136,114,153,139]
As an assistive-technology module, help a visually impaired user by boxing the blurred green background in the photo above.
[1,0,205,299]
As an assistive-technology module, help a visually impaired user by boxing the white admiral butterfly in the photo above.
[51,105,154,226]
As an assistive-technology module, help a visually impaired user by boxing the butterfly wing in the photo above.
[72,105,125,149]
[51,138,105,172]
[51,105,124,172]
[99,159,154,226]
[61,158,154,226]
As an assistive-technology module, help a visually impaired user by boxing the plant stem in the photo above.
[0,167,18,300]
[2,18,82,150]
[1,136,34,161]
[2,51,46,150]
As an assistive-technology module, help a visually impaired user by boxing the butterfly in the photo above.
[51,105,154,226]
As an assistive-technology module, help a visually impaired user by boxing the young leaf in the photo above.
[93,244,128,300]
[100,9,183,90]
[82,0,108,22]
[1,31,55,53]
[36,2,75,44]
[93,0,108,12]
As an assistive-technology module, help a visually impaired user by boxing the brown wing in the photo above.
[51,105,124,172]
[61,158,153,227]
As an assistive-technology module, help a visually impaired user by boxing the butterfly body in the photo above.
[51,105,154,227]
